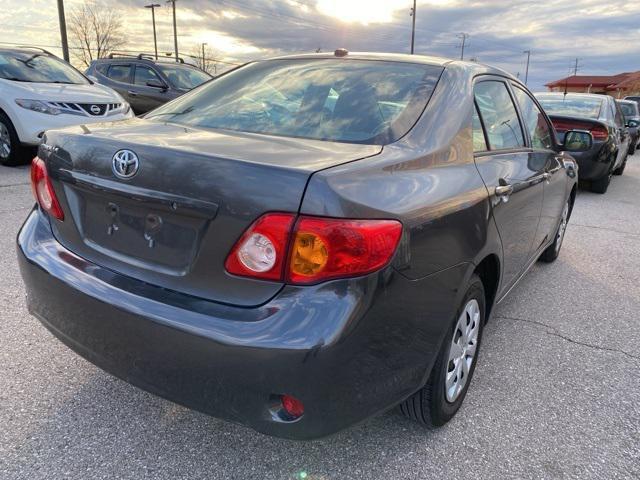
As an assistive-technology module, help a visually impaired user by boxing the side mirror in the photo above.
[563,130,593,153]
[146,80,167,90]
[87,75,99,83]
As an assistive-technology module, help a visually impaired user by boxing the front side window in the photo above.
[474,81,525,150]
[147,59,443,145]
[513,86,554,150]
[135,65,162,86]
[0,51,88,84]
[107,64,132,83]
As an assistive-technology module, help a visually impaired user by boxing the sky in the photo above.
[1,0,639,91]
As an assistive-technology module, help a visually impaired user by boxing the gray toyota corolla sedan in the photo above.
[17,51,589,440]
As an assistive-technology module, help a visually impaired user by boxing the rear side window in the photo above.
[512,86,554,150]
[474,81,525,150]
[107,64,132,83]
[146,59,443,145]
[135,65,162,86]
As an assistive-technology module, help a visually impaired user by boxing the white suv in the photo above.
[0,47,134,166]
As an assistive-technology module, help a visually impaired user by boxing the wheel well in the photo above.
[474,255,500,321]
[569,184,577,216]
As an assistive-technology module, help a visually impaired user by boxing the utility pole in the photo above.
[56,0,70,62]
[201,42,207,71]
[458,33,469,60]
[523,50,531,85]
[573,58,580,76]
[167,0,179,62]
[410,0,416,54]
[145,4,161,60]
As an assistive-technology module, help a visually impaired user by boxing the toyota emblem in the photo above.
[90,104,101,115]
[112,150,140,179]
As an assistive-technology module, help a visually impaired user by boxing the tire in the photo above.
[539,199,570,263]
[0,111,24,167]
[399,274,485,428]
[591,170,612,194]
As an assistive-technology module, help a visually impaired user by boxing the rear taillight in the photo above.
[30,157,64,221]
[551,120,608,141]
[224,213,295,281]
[225,214,402,285]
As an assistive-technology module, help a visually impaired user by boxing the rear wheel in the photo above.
[0,112,23,167]
[540,199,570,263]
[400,274,485,427]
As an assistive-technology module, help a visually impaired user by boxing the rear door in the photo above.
[105,63,135,107]
[512,84,567,253]
[472,78,544,291]
[132,65,169,114]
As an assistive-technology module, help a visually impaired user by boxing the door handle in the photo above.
[127,90,138,97]
[542,172,552,182]
[495,184,513,202]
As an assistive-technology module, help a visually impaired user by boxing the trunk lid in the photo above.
[43,119,381,306]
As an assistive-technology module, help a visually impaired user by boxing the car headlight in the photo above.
[628,120,639,128]
[15,99,61,116]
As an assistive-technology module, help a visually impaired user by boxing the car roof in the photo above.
[617,99,636,104]
[0,46,55,56]
[263,51,517,81]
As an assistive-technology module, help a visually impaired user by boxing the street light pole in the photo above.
[410,0,416,54]
[145,4,161,60]
[167,0,179,62]
[523,50,531,85]
[458,33,469,60]
[56,0,70,62]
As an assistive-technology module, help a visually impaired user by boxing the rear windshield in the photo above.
[536,95,602,119]
[0,51,88,84]
[618,102,638,117]
[146,59,443,145]
[157,64,211,90]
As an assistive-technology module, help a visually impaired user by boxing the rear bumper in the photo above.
[570,141,615,181]
[17,209,465,439]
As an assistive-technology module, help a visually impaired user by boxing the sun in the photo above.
[316,0,400,24]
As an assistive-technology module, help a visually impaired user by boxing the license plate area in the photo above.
[75,187,210,275]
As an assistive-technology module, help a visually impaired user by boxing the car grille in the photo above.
[47,102,125,117]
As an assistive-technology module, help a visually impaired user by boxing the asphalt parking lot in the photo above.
[1,154,639,480]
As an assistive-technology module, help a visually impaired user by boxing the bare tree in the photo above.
[69,2,125,67]
[188,45,220,75]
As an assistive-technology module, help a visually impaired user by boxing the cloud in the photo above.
[1,0,639,90]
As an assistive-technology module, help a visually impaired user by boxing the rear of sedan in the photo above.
[536,93,618,190]
[18,56,454,439]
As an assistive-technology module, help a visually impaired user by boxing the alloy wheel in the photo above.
[0,122,11,160]
[445,298,480,403]
[555,202,569,253]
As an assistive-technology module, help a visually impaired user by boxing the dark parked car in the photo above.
[617,99,640,155]
[19,52,588,440]
[86,54,211,115]
[536,92,630,193]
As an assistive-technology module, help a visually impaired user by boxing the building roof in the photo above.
[545,72,640,91]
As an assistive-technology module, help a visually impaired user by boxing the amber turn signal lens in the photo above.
[290,232,328,277]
